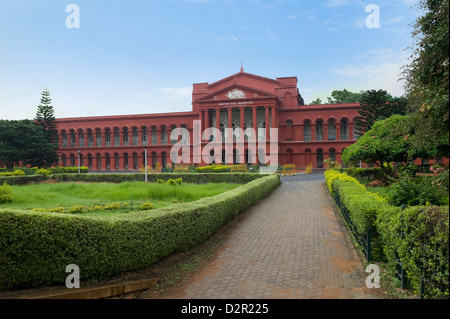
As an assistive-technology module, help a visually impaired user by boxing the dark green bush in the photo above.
[338,167,384,184]
[0,174,280,291]
[387,174,449,207]
[0,175,44,186]
[50,173,266,184]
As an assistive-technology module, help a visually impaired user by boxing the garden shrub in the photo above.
[387,173,449,207]
[377,206,449,298]
[327,169,449,298]
[0,170,26,177]
[195,164,232,173]
[49,166,89,174]
[0,175,44,186]
[166,179,177,186]
[35,169,51,179]
[139,202,155,210]
[0,182,13,204]
[50,173,266,184]
[0,174,280,291]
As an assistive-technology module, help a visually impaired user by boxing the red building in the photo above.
[55,69,361,171]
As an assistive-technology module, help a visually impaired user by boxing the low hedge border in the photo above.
[0,174,281,291]
[50,173,267,184]
[325,169,449,299]
[0,175,44,186]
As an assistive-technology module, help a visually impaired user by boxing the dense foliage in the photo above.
[325,169,449,298]
[0,174,280,291]
[342,115,413,175]
[0,120,56,170]
[402,0,449,158]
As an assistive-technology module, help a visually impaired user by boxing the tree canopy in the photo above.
[0,120,55,169]
[402,0,449,156]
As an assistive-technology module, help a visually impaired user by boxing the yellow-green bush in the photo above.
[0,182,13,204]
[0,170,26,177]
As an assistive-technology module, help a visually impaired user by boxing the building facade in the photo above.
[55,69,361,171]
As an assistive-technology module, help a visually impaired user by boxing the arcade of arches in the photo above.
[55,71,363,171]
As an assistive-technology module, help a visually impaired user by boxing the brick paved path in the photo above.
[161,178,378,299]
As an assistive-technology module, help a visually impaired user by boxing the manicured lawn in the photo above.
[0,181,240,217]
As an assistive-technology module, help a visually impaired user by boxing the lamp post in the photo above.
[77,150,81,174]
[144,146,148,182]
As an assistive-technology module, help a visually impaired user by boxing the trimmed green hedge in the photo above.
[0,174,280,291]
[0,175,44,186]
[325,169,449,299]
[377,205,449,299]
[50,173,266,184]
[325,170,388,260]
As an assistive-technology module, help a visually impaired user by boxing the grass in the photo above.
[0,181,240,217]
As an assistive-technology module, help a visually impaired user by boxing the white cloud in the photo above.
[331,49,409,96]
[324,0,351,8]
[216,35,239,41]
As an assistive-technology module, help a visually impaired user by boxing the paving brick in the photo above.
[160,179,380,299]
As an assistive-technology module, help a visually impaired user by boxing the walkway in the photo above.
[158,171,378,299]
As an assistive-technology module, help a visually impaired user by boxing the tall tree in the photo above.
[309,98,322,105]
[402,0,449,156]
[0,120,54,169]
[327,89,363,104]
[34,88,59,167]
[354,89,391,136]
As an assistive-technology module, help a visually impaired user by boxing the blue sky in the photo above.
[0,0,420,120]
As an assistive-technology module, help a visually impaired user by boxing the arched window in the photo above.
[151,126,158,145]
[161,126,168,145]
[96,128,102,147]
[317,149,324,168]
[78,129,85,147]
[315,120,323,141]
[142,127,148,146]
[62,154,67,167]
[133,152,138,170]
[152,152,157,168]
[170,125,178,144]
[353,120,362,139]
[303,120,311,141]
[161,152,167,168]
[132,127,138,146]
[70,130,76,148]
[70,153,76,166]
[87,153,93,170]
[123,127,129,146]
[328,119,336,140]
[114,153,119,170]
[124,152,129,169]
[96,153,101,170]
[105,153,111,170]
[61,130,68,147]
[285,120,294,141]
[105,128,111,146]
[87,129,93,147]
[329,148,336,162]
[340,118,349,140]
[114,128,120,146]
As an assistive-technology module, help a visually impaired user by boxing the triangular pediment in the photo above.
[196,84,278,103]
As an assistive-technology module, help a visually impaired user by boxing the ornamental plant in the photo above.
[0,182,13,203]
[342,115,415,177]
